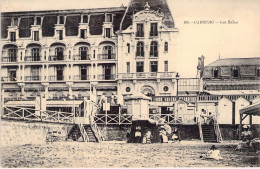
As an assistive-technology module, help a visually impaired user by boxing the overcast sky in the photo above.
[1,0,260,77]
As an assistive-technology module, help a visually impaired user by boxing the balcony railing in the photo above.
[117,72,176,79]
[74,75,90,80]
[136,31,144,37]
[1,57,17,62]
[1,76,16,82]
[49,55,66,61]
[98,74,116,80]
[97,54,116,60]
[24,56,41,62]
[150,31,158,37]
[73,54,91,61]
[24,76,41,81]
[49,75,64,81]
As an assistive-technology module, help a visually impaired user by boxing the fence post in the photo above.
[22,108,25,120]
[58,112,60,123]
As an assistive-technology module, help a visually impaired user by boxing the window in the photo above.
[59,16,64,24]
[150,61,158,72]
[163,86,169,92]
[103,46,113,59]
[33,31,39,41]
[103,65,112,80]
[127,62,130,73]
[31,66,40,81]
[164,61,168,72]
[150,23,158,36]
[257,68,260,77]
[213,67,220,78]
[10,32,16,42]
[105,28,111,38]
[127,43,130,53]
[80,66,88,80]
[136,24,144,37]
[80,29,87,39]
[36,17,41,25]
[12,18,18,26]
[8,49,17,62]
[164,42,168,52]
[83,15,88,23]
[57,30,63,40]
[55,47,64,60]
[56,66,63,80]
[105,14,112,22]
[31,48,40,61]
[8,69,16,81]
[150,41,158,57]
[79,47,88,60]
[136,42,144,57]
[232,67,239,78]
[126,87,131,92]
[136,62,144,72]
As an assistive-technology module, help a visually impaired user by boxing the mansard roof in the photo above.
[1,7,126,38]
[206,57,260,67]
[120,0,175,30]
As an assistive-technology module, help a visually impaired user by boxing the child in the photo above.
[206,145,223,160]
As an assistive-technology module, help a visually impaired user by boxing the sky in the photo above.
[1,0,260,77]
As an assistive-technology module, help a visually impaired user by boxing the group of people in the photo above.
[200,110,215,125]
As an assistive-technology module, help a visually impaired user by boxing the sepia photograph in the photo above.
[0,0,260,167]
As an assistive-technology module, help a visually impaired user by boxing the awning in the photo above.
[240,102,260,116]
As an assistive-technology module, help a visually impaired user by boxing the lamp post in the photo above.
[176,72,180,100]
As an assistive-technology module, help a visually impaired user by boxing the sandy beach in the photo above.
[1,141,259,168]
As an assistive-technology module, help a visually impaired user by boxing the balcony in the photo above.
[24,56,41,62]
[73,55,91,61]
[24,76,41,81]
[98,74,116,80]
[1,57,17,62]
[49,75,64,81]
[97,54,116,60]
[74,75,90,80]
[49,55,66,61]
[117,72,176,79]
[136,31,144,37]
[1,76,16,82]
[150,31,158,37]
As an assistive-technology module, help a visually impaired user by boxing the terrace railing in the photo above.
[97,54,116,60]
[73,54,91,61]
[1,57,17,62]
[117,72,176,80]
[24,56,41,62]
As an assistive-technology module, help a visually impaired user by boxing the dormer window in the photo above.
[136,24,144,37]
[105,14,112,22]
[232,66,239,78]
[57,30,63,40]
[213,67,220,78]
[150,23,158,36]
[33,31,39,41]
[10,32,16,42]
[11,18,19,26]
[80,29,87,39]
[36,17,41,25]
[59,16,64,24]
[83,15,88,23]
[105,28,111,38]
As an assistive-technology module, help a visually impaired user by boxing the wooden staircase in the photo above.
[67,124,100,142]
[201,125,218,143]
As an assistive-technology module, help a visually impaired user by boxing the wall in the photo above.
[1,119,73,147]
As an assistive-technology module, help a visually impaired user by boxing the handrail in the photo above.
[198,113,204,142]
[78,123,89,142]
[213,117,222,142]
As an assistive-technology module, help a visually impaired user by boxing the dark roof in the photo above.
[121,0,175,30]
[1,7,126,37]
[207,58,260,67]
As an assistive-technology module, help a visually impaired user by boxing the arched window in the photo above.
[150,41,158,57]
[31,48,40,61]
[79,47,89,60]
[164,42,168,52]
[103,46,113,59]
[213,67,220,78]
[136,42,144,57]
[55,47,64,60]
[127,43,130,53]
[232,66,239,78]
